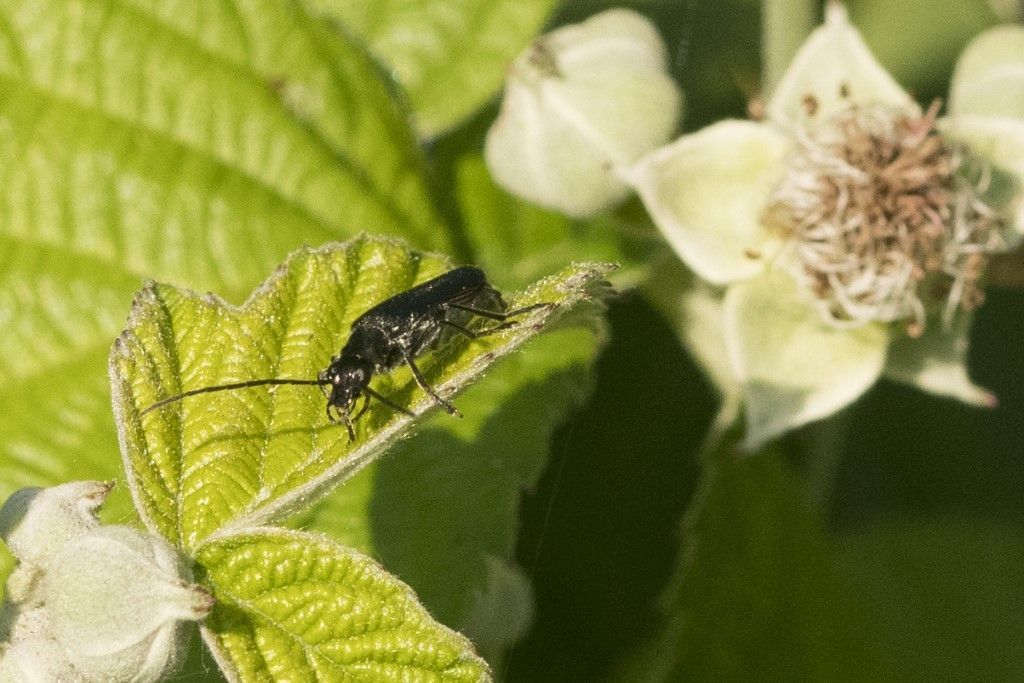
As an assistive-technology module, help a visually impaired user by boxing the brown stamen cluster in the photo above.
[764,100,1006,335]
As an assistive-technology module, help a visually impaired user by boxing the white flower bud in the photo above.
[42,526,213,683]
[0,481,112,569]
[486,9,682,218]
[0,599,80,682]
[0,637,81,683]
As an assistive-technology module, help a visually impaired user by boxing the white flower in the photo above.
[0,483,213,682]
[0,481,112,572]
[42,525,214,682]
[628,5,1024,448]
[486,8,683,217]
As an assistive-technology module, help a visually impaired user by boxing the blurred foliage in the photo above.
[509,298,711,681]
[849,0,1002,102]
[838,519,1024,681]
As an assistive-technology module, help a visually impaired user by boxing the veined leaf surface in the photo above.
[197,527,491,681]
[110,235,613,550]
[0,0,448,515]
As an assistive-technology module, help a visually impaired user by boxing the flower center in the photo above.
[763,100,1006,336]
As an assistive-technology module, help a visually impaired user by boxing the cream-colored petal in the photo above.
[943,114,1024,238]
[628,120,790,285]
[768,3,917,128]
[950,25,1024,118]
[0,481,112,569]
[545,8,672,74]
[724,271,889,450]
[485,9,682,218]
[44,526,212,682]
[885,315,995,407]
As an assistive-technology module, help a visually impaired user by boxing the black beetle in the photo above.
[141,266,550,440]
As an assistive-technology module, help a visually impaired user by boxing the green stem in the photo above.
[761,0,820,93]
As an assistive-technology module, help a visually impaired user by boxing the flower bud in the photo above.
[0,481,113,569]
[0,637,80,682]
[0,598,79,681]
[486,9,682,217]
[42,526,214,683]
[1,482,213,682]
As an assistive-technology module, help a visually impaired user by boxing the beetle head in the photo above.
[325,356,372,411]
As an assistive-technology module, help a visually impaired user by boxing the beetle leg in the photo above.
[341,410,356,442]
[401,348,462,417]
[362,385,414,416]
[317,369,332,402]
[448,302,508,321]
[353,393,371,421]
[440,318,485,338]
[449,301,553,321]
[504,302,556,317]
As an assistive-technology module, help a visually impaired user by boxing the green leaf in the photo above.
[838,519,1024,681]
[289,159,616,662]
[110,234,612,551]
[621,436,876,681]
[0,0,447,512]
[306,0,557,137]
[305,313,606,661]
[457,154,645,289]
[0,542,12,601]
[195,527,491,681]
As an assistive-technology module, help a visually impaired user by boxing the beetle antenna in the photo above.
[140,378,330,415]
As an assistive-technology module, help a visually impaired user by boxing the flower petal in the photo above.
[943,114,1024,238]
[885,315,996,407]
[0,481,112,569]
[679,282,743,429]
[950,25,1024,118]
[724,271,889,450]
[628,120,789,284]
[485,9,682,218]
[768,3,917,128]
[43,526,212,682]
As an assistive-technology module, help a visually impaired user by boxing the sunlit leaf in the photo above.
[197,527,491,681]
[110,235,613,551]
[308,0,557,136]
[0,0,447,514]
[305,313,607,662]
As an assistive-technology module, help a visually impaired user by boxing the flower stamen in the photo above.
[764,100,1006,335]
